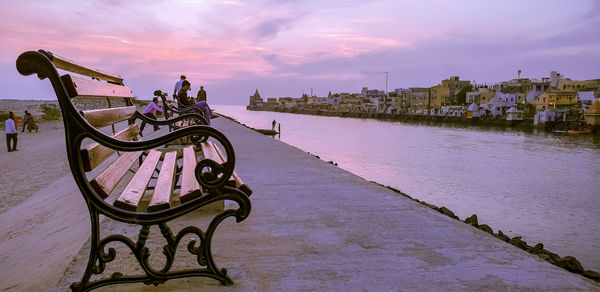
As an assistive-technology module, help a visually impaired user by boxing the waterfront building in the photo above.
[534,91,577,111]
[360,87,385,112]
[441,105,466,117]
[578,91,598,111]
[248,89,264,109]
[557,78,600,92]
[430,76,471,109]
[362,102,378,113]
[506,107,524,121]
[584,100,600,125]
[409,87,430,114]
[387,88,410,113]
[467,102,481,118]
[479,90,496,106]
[525,81,548,103]
[480,93,516,117]
[534,109,557,124]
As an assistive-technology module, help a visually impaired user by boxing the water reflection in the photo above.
[214,105,600,271]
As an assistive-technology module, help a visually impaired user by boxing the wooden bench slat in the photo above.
[114,150,162,211]
[209,142,253,196]
[82,106,137,128]
[147,151,177,212]
[90,151,143,199]
[41,50,124,84]
[81,123,140,172]
[61,74,134,100]
[180,146,203,203]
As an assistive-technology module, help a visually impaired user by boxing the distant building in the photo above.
[467,102,481,118]
[578,91,598,111]
[506,107,524,121]
[534,91,577,110]
[584,100,600,125]
[409,87,430,114]
[248,89,264,109]
[430,76,471,109]
[441,105,466,117]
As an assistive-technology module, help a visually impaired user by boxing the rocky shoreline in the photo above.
[377,182,600,283]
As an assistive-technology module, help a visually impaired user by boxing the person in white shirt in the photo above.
[173,75,186,97]
[5,112,18,152]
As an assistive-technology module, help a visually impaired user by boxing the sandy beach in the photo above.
[0,120,68,214]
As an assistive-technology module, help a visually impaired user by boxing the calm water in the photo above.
[214,104,600,271]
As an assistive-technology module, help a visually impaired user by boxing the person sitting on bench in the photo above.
[178,80,212,125]
[140,96,163,135]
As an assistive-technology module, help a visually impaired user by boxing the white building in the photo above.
[506,107,524,121]
[441,105,466,117]
[482,92,517,116]
[467,102,481,118]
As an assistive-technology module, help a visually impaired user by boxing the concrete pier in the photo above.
[2,116,598,291]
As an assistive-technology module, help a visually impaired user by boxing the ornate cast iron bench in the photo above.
[16,50,252,291]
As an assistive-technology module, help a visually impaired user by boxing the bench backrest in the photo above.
[34,50,142,172]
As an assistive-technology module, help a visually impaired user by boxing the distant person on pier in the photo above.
[173,75,186,98]
[194,85,212,126]
[272,120,276,130]
[5,112,18,152]
[196,85,207,102]
[140,96,163,135]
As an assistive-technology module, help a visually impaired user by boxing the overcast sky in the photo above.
[1,0,599,103]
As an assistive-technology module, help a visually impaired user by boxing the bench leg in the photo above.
[70,210,101,292]
[69,211,237,291]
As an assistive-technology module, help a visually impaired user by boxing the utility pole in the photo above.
[384,72,389,113]
[384,72,388,95]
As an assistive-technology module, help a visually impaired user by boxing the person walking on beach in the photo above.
[21,111,38,133]
[27,114,38,133]
[5,112,18,152]
[140,96,164,135]
[173,75,186,99]
[21,111,30,132]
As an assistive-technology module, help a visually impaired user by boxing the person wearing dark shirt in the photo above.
[177,80,193,107]
[195,88,212,126]
[196,86,207,101]
[178,81,212,125]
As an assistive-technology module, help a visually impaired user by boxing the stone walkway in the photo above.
[5,116,598,291]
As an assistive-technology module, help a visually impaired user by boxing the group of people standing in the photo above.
[140,75,213,135]
[4,110,38,152]
[172,75,212,125]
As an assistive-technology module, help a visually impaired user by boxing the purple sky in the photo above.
[1,0,599,104]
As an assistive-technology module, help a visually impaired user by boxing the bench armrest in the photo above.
[135,110,208,126]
